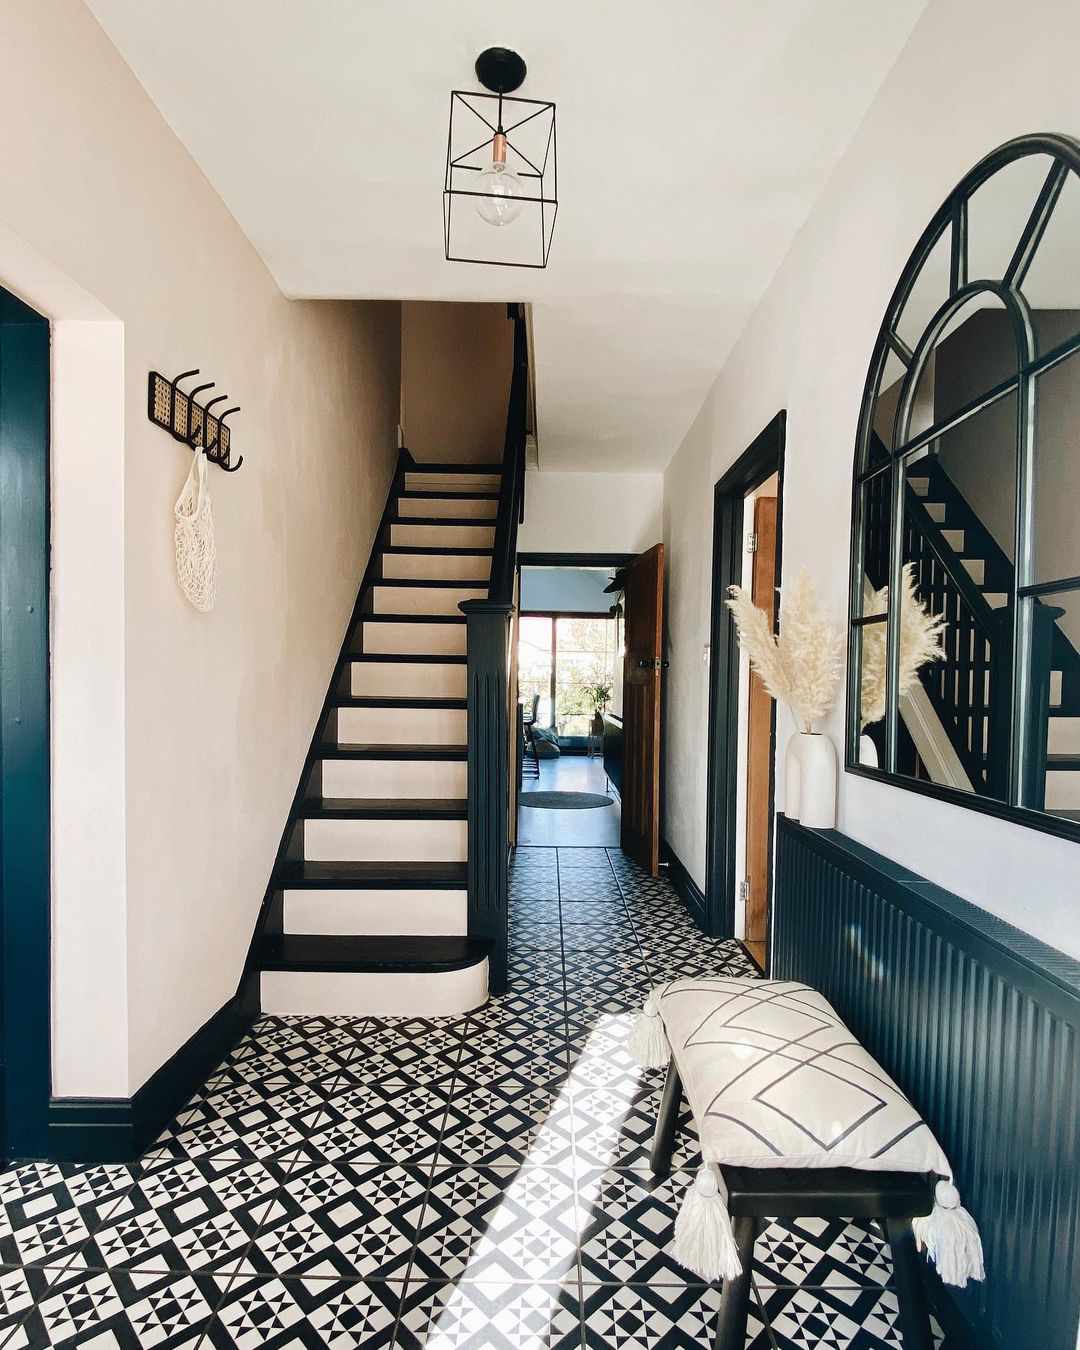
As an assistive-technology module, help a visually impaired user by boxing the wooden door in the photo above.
[744,496,777,965]
[620,544,664,873]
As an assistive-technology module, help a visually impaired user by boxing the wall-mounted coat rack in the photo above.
[148,369,244,472]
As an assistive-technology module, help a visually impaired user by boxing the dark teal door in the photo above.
[0,286,50,1159]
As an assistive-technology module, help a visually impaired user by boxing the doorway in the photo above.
[516,609,622,847]
[514,553,636,850]
[705,413,785,965]
[0,286,51,1159]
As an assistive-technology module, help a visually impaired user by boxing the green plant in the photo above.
[584,683,612,714]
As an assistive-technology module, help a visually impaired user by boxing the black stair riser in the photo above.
[382,546,493,557]
[312,744,468,762]
[329,697,467,710]
[405,461,502,474]
[356,614,466,625]
[391,517,496,528]
[259,934,488,974]
[397,491,500,502]
[369,579,490,590]
[274,861,468,889]
[345,648,464,658]
[299,798,468,820]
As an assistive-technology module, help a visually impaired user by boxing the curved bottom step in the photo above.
[261,960,488,1017]
[259,935,489,1017]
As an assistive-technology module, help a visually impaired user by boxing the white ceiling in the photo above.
[86,0,927,472]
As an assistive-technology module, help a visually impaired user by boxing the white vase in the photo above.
[858,733,879,768]
[785,731,837,829]
[785,735,803,823]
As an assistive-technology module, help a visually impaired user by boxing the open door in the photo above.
[620,544,664,873]
[744,495,777,968]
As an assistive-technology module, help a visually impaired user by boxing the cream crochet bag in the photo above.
[174,449,216,612]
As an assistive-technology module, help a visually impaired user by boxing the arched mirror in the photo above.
[848,133,1080,840]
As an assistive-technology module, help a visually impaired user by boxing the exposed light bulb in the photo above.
[475,131,524,227]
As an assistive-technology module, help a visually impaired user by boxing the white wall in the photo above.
[0,0,401,1095]
[519,470,662,555]
[662,0,1080,959]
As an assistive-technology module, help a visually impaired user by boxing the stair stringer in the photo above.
[233,449,410,1015]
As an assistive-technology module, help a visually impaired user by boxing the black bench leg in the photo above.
[649,1058,681,1178]
[714,1215,761,1350]
[885,1218,934,1350]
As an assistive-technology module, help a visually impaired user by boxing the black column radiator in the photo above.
[773,817,1080,1350]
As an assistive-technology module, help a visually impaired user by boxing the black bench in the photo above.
[649,1059,936,1350]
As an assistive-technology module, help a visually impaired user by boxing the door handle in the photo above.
[636,658,669,670]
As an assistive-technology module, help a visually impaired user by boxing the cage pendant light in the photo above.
[443,47,557,269]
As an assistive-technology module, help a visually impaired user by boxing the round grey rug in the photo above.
[520,791,614,810]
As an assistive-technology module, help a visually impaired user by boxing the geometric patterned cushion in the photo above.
[656,977,952,1178]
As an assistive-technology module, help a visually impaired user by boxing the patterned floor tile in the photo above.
[16,1265,223,1349]
[508,876,562,904]
[755,1217,893,1290]
[556,875,624,903]
[557,848,613,869]
[510,918,563,948]
[205,1273,402,1349]
[248,1160,427,1281]
[759,1283,901,1349]
[413,1166,580,1284]
[511,903,565,922]
[561,927,641,957]
[580,1281,743,1349]
[437,1075,576,1169]
[398,1279,582,1350]
[0,1265,67,1340]
[577,1167,698,1285]
[511,848,559,869]
[560,901,628,923]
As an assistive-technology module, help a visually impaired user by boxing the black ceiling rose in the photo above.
[474,47,527,94]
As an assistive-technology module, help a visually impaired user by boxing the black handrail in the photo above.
[488,305,529,601]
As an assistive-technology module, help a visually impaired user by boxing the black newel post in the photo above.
[462,599,513,994]
[1020,601,1064,812]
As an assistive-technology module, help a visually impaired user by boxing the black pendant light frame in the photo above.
[443,48,557,270]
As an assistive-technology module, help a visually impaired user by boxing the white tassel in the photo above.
[912,1179,985,1288]
[671,1163,743,1282]
[629,992,670,1068]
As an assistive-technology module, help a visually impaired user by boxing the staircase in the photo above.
[254,458,503,1016]
[888,455,1080,814]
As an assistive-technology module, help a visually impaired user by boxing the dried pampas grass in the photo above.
[859,564,946,729]
[726,569,843,733]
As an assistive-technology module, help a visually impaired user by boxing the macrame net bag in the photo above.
[174,448,216,612]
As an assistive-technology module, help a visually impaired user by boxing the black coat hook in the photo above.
[216,407,243,472]
[149,370,245,473]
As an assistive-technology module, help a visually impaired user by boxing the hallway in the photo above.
[517,758,621,849]
[0,849,940,1348]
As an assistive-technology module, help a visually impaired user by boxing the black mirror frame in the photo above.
[846,132,1080,846]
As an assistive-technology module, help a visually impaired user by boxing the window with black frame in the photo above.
[848,133,1080,840]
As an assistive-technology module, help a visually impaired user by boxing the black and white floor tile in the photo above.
[0,846,947,1348]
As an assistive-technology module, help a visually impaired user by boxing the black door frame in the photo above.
[0,287,52,1160]
[704,412,786,945]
